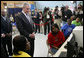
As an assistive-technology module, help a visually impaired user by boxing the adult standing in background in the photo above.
[10,14,14,23]
[61,5,72,26]
[77,5,83,22]
[1,10,13,56]
[39,11,43,34]
[73,7,78,18]
[54,6,62,29]
[15,3,35,57]
[33,9,40,33]
[43,7,52,35]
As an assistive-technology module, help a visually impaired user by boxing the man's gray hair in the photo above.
[23,3,30,8]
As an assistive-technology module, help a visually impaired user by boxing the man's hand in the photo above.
[29,32,35,39]
[52,45,59,49]
[6,33,12,37]
[1,33,6,38]
[34,16,37,18]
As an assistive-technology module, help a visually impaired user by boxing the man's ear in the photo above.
[26,42,30,50]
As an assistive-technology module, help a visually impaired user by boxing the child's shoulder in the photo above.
[48,32,52,35]
[59,31,63,34]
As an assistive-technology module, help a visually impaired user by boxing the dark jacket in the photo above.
[15,12,34,40]
[54,10,61,19]
[43,11,52,23]
[62,9,72,22]
[1,16,12,34]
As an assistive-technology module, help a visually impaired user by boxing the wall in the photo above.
[1,1,35,20]
[1,1,35,9]
[35,1,83,11]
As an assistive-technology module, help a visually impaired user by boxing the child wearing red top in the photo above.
[47,24,65,55]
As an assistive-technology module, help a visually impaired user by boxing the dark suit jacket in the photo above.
[15,12,34,40]
[1,16,12,34]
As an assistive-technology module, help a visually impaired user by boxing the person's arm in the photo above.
[47,34,53,46]
[47,34,59,49]
[51,45,59,49]
[48,33,59,49]
[58,32,65,48]
[79,22,81,26]
[1,20,7,37]
[61,32,65,43]
[15,16,30,37]
[71,21,74,24]
[61,25,65,33]
[73,24,76,29]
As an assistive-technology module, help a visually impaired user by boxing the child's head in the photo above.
[70,16,75,21]
[76,17,80,23]
[51,24,59,35]
[67,19,72,25]
[13,35,30,55]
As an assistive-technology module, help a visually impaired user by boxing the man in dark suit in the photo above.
[15,3,35,57]
[1,10,12,56]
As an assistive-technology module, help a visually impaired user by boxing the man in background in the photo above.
[1,10,13,56]
[62,5,72,26]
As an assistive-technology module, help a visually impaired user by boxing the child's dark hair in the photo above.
[13,35,27,55]
[51,23,60,30]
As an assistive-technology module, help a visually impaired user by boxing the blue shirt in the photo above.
[61,23,76,37]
